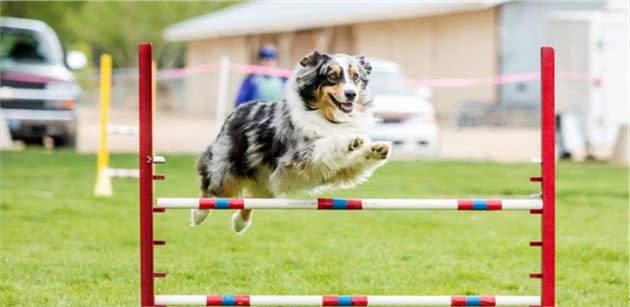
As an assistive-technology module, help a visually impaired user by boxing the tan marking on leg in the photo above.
[332,167,363,182]
[220,175,243,197]
[239,209,253,220]
[231,186,273,234]
[322,165,368,189]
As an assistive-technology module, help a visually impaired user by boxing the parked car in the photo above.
[0,17,85,147]
[368,59,439,158]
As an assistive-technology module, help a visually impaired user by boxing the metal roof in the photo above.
[164,0,508,42]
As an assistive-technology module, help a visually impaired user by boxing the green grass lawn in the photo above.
[0,150,627,306]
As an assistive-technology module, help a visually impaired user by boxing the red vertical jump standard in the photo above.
[540,47,556,307]
[138,43,155,307]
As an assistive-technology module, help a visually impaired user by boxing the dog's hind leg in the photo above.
[191,172,241,226]
[192,149,215,226]
[231,209,252,234]
[190,190,213,226]
[231,186,272,234]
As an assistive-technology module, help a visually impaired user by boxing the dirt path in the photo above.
[77,105,220,154]
[77,106,539,162]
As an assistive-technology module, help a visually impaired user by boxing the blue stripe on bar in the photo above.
[466,296,481,306]
[332,198,347,209]
[222,295,235,305]
[338,296,352,306]
[216,198,230,209]
[472,199,487,210]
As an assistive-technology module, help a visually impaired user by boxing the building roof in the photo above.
[164,0,508,42]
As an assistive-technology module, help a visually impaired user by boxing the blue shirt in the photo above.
[235,74,286,107]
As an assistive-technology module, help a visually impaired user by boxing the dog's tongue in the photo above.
[340,102,353,112]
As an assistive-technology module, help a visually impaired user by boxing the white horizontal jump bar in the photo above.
[106,124,139,136]
[106,168,139,178]
[156,198,542,210]
[155,295,541,306]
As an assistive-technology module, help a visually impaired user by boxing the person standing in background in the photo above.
[234,45,286,107]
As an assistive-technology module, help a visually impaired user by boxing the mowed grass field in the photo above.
[0,150,627,306]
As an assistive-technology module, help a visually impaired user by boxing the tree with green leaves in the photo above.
[1,1,235,68]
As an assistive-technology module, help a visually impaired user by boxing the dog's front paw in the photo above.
[347,135,366,152]
[367,142,391,160]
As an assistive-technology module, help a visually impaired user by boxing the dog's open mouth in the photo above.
[328,94,353,113]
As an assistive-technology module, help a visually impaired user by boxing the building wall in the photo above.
[184,9,498,120]
[498,0,605,106]
[353,8,499,119]
[267,26,356,68]
[186,36,248,116]
[185,25,354,117]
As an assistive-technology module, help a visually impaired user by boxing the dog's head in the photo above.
[294,50,372,123]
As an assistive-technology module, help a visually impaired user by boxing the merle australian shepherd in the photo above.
[193,50,391,234]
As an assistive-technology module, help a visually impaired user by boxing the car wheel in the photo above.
[55,133,76,148]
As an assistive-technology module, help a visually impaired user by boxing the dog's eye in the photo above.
[328,74,340,82]
[351,73,359,81]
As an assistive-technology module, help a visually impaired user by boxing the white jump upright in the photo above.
[94,55,158,196]
[94,53,146,197]
[138,43,556,306]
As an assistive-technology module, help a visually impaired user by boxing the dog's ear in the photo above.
[355,55,372,75]
[300,50,329,67]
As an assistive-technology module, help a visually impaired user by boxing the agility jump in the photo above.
[94,54,156,196]
[137,43,555,306]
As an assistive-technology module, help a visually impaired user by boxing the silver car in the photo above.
[0,17,84,147]
[368,59,439,158]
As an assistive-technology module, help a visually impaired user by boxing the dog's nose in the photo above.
[344,90,357,101]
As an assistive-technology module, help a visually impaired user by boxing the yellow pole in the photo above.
[94,54,113,196]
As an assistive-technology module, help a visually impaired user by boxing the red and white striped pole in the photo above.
[155,198,542,211]
[540,47,555,307]
[154,295,540,306]
[139,43,155,307]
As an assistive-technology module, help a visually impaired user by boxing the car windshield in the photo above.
[369,68,414,95]
[0,26,56,64]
